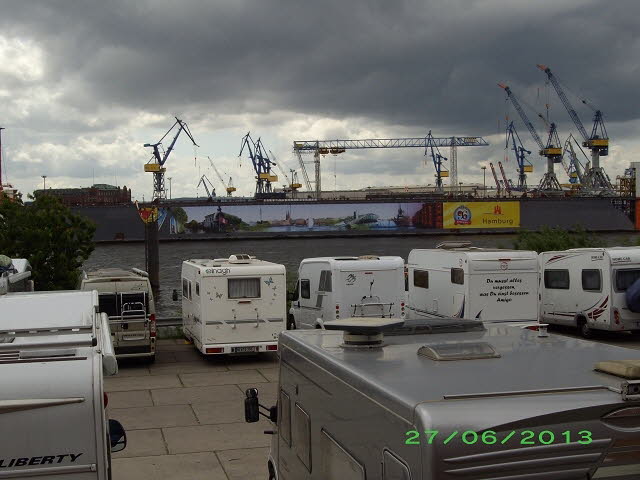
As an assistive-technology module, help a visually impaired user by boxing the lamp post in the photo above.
[41,175,47,191]
[481,166,486,197]
[167,177,172,199]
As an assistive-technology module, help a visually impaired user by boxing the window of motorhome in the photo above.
[413,269,429,289]
[228,278,261,299]
[582,269,602,292]
[301,279,310,299]
[195,281,200,296]
[182,278,189,298]
[98,294,119,317]
[279,390,291,446]
[451,268,464,285]
[320,430,365,479]
[188,281,192,300]
[319,270,332,292]
[293,403,311,471]
[544,269,570,289]
[615,269,640,292]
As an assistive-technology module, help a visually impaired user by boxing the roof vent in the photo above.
[436,241,473,250]
[229,254,252,264]
[418,342,500,361]
[324,318,404,348]
[358,255,380,260]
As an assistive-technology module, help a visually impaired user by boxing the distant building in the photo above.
[34,184,132,206]
[0,183,20,201]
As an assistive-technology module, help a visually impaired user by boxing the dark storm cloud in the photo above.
[3,0,639,136]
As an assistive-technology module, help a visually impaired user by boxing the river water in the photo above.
[83,233,640,317]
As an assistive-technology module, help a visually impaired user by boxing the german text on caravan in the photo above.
[0,453,83,468]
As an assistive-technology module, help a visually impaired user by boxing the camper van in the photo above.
[288,256,406,330]
[180,254,286,355]
[246,317,640,480]
[79,268,156,361]
[0,289,126,479]
[539,247,640,337]
[407,244,539,323]
[0,257,33,294]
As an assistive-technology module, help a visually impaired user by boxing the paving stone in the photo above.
[154,351,179,363]
[163,422,270,454]
[112,428,167,458]
[179,369,266,387]
[105,374,181,392]
[191,399,246,425]
[226,353,278,370]
[149,361,228,376]
[239,382,278,405]
[113,364,151,377]
[217,447,270,480]
[112,452,228,480]
[107,390,153,409]
[110,404,198,430]
[258,367,278,382]
[151,385,243,406]
[173,350,204,362]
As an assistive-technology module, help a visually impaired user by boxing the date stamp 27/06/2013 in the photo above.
[405,430,593,446]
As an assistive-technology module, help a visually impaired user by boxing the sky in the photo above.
[1,0,639,200]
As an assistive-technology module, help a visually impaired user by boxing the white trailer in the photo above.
[407,244,539,323]
[180,254,285,355]
[0,290,126,479]
[288,256,406,330]
[539,247,640,337]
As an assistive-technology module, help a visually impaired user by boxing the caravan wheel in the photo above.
[577,318,593,339]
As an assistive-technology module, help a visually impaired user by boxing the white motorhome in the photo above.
[79,268,156,361]
[180,254,285,355]
[0,257,33,294]
[288,256,406,330]
[539,247,640,337]
[0,290,126,479]
[407,243,539,323]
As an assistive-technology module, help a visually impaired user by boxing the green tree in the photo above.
[513,225,603,253]
[0,194,96,290]
[171,207,188,226]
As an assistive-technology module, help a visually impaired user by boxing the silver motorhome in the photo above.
[0,290,126,479]
[246,318,640,479]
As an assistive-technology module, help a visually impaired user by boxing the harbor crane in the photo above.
[144,117,198,201]
[498,83,562,191]
[562,135,587,185]
[505,122,532,190]
[537,64,612,192]
[207,156,236,196]
[270,150,302,193]
[424,131,450,190]
[239,133,278,195]
[197,174,216,200]
[293,134,489,197]
[489,162,502,195]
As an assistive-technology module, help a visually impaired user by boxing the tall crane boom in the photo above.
[197,175,216,200]
[505,122,532,190]
[239,133,278,196]
[498,84,544,150]
[207,157,236,196]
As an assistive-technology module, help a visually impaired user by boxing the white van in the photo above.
[288,256,406,329]
[79,268,156,361]
[180,254,285,354]
[539,247,640,337]
[407,244,539,323]
[0,290,126,479]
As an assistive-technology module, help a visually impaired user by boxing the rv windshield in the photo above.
[615,269,640,292]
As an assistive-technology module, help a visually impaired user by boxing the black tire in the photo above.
[315,324,322,329]
[577,318,593,339]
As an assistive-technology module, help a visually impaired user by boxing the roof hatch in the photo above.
[324,318,404,348]
[418,342,501,361]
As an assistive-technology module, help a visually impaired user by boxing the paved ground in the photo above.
[107,328,640,480]
[107,339,277,480]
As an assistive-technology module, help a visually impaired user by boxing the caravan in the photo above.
[539,247,640,336]
[180,254,286,354]
[407,243,539,323]
[288,256,406,330]
[0,290,126,479]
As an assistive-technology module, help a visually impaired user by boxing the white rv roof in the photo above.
[84,268,148,281]
[301,256,404,268]
[410,248,537,259]
[0,290,98,331]
[545,247,640,264]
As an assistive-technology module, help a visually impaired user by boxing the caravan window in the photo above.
[451,268,464,285]
[279,390,291,446]
[413,269,429,289]
[615,269,640,292]
[582,269,602,292]
[195,282,200,296]
[182,278,189,299]
[301,279,310,299]
[319,270,332,292]
[544,269,570,289]
[228,278,261,299]
[320,430,365,479]
[293,403,311,471]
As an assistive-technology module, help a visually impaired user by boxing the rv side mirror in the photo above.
[172,289,179,301]
[245,388,260,423]
[108,419,127,453]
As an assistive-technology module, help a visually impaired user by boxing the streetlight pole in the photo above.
[481,166,486,198]
[167,177,172,199]
[41,175,47,191]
